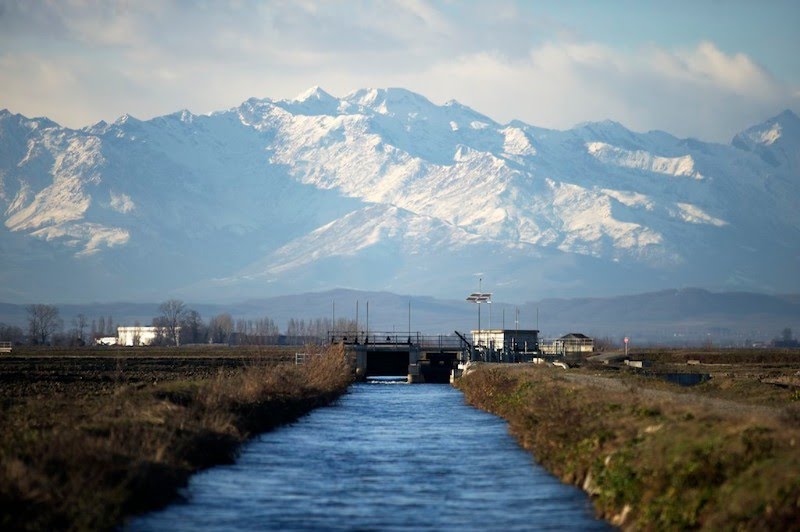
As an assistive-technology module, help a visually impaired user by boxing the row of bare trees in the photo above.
[149,299,360,347]
[0,305,120,345]
[0,300,360,346]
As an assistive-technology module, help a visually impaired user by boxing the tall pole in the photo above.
[477,302,481,345]
[366,301,369,345]
[408,300,411,335]
[356,300,359,340]
[332,300,335,341]
[478,277,482,346]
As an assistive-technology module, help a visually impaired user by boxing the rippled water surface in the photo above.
[131,381,608,531]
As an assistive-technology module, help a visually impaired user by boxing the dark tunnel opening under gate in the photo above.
[365,350,410,377]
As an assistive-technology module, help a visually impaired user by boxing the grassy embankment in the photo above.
[0,345,353,530]
[456,357,800,530]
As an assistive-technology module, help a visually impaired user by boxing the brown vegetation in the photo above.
[0,345,352,530]
[456,358,800,530]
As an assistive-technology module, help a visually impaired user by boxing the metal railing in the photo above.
[0,341,12,353]
[329,331,469,350]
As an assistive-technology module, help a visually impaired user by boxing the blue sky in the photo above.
[1,0,798,141]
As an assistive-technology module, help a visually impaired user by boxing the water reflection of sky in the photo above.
[131,383,609,531]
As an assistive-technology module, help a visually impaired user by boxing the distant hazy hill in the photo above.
[1,88,799,303]
[1,288,798,345]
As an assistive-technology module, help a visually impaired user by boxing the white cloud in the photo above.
[0,1,797,141]
[110,191,135,214]
[399,40,798,141]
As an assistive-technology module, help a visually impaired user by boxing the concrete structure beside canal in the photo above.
[333,328,546,383]
[471,329,540,356]
[331,332,470,383]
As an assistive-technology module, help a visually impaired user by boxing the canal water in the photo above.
[131,381,609,531]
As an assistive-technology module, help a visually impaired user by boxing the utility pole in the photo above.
[478,277,482,339]
[466,279,491,350]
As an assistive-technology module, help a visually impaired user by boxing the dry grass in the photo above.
[0,345,353,530]
[456,364,800,530]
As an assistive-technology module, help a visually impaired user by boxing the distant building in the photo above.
[471,329,540,352]
[117,326,172,346]
[556,333,594,355]
[541,333,594,355]
[95,336,119,346]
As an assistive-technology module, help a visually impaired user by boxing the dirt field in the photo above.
[0,346,296,401]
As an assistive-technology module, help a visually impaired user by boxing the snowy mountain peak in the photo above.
[270,87,340,116]
[177,109,195,123]
[293,86,336,103]
[343,87,438,117]
[732,109,800,168]
[113,113,140,126]
[245,96,274,105]
[575,119,634,140]
[0,110,59,132]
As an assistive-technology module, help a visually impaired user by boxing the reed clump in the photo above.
[456,365,800,530]
[0,345,353,531]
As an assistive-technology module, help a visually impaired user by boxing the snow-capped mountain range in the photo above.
[1,87,798,303]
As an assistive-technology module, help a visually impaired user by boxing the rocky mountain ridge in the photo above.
[1,88,798,303]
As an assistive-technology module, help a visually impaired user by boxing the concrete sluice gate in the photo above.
[355,349,461,384]
[337,332,470,384]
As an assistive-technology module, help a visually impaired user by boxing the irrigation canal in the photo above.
[131,381,609,531]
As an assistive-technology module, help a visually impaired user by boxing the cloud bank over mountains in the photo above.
[0,1,797,142]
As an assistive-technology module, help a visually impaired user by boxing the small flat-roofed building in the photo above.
[555,333,594,355]
[471,329,540,353]
[117,326,164,346]
[95,336,118,346]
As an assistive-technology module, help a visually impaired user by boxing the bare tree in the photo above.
[151,316,169,346]
[27,304,61,345]
[209,313,233,344]
[0,323,24,343]
[158,299,186,346]
[181,309,205,344]
[72,313,88,344]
